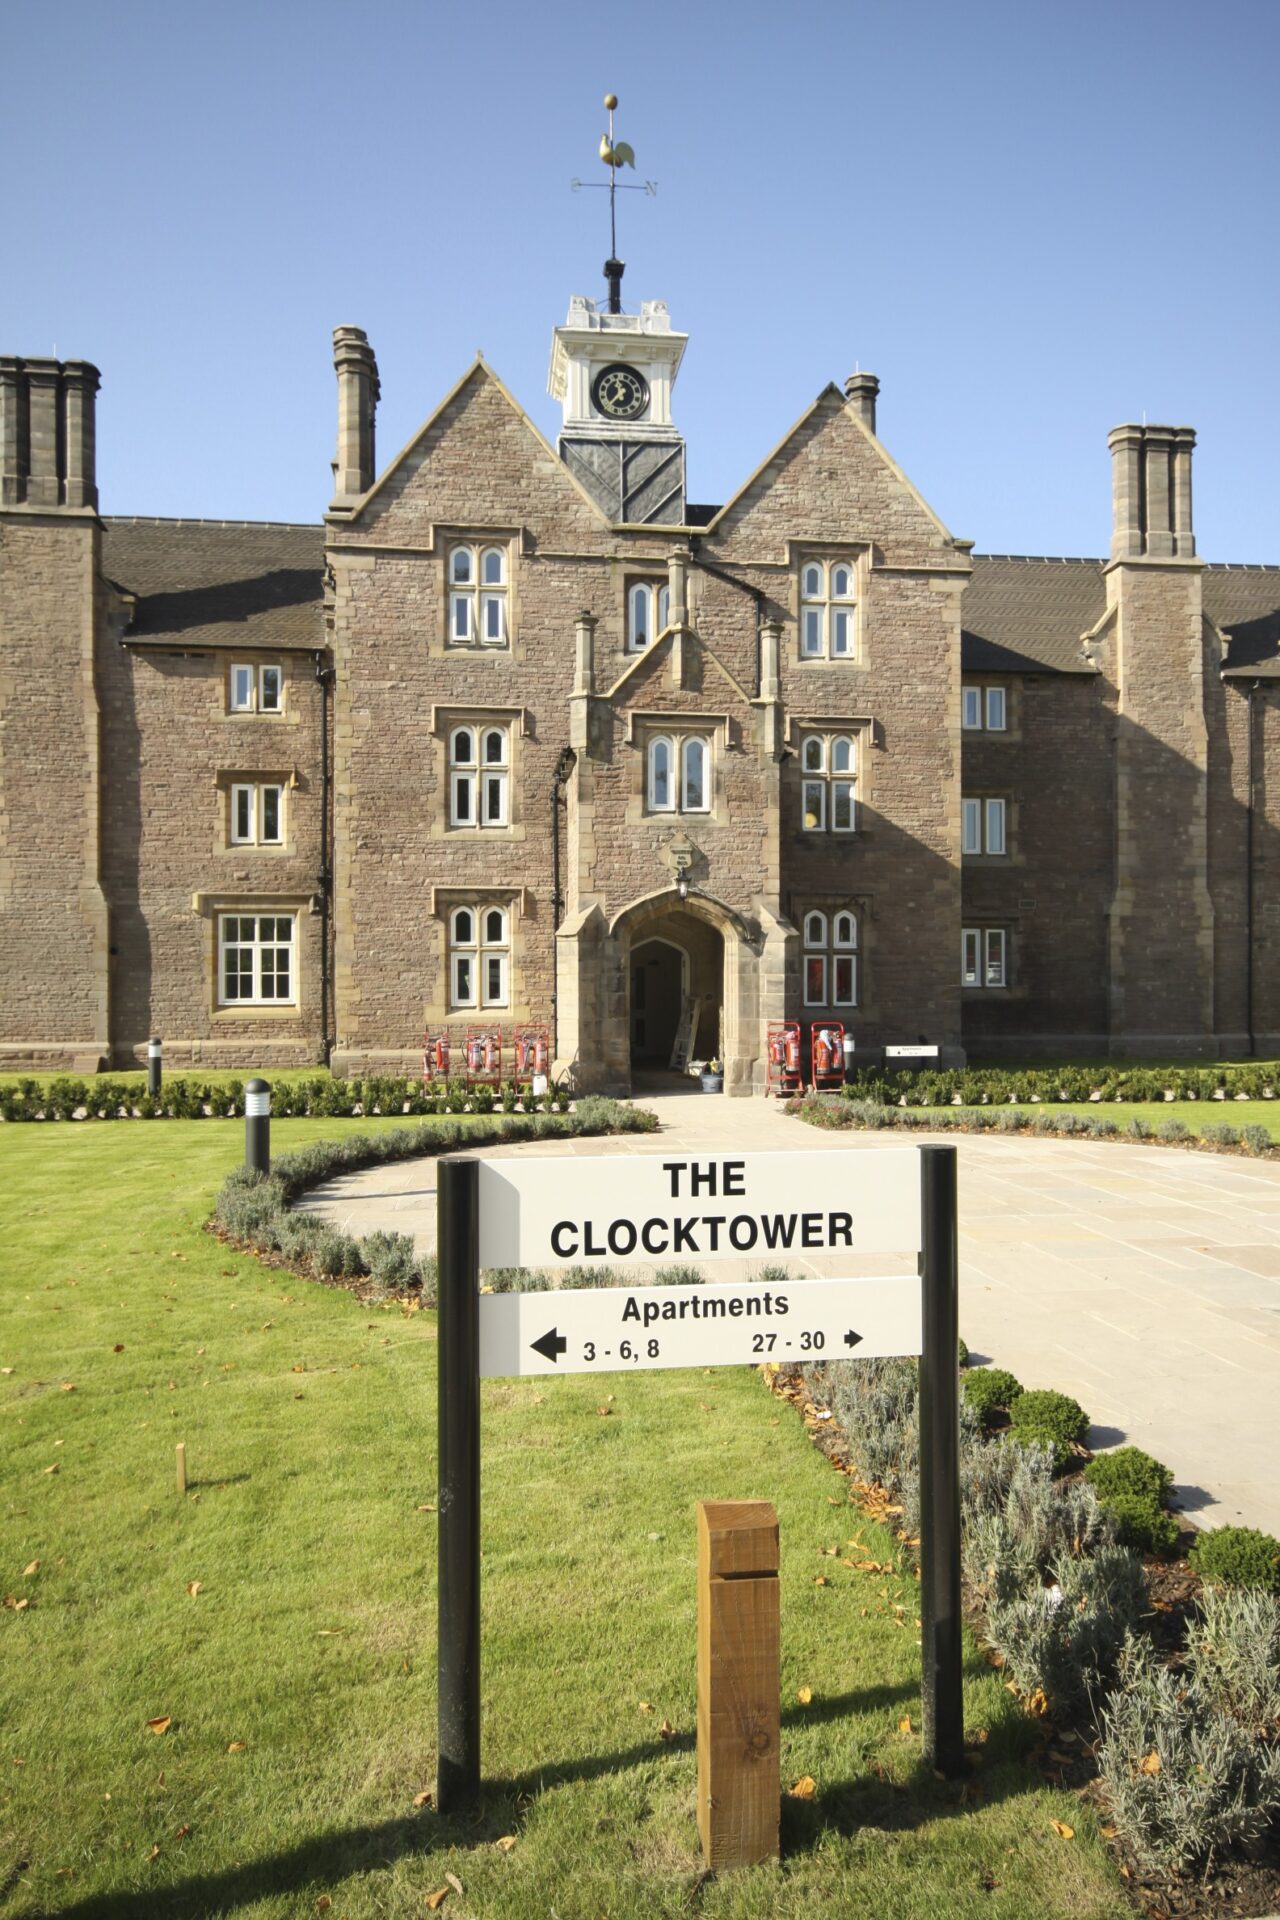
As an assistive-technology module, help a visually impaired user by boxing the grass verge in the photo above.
[1,1120,1131,1918]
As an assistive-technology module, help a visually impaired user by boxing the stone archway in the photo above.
[629,936,688,1066]
[611,887,760,1095]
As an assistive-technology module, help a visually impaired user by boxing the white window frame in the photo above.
[229,662,284,715]
[646,732,710,815]
[962,682,1008,731]
[448,543,509,649]
[799,557,858,661]
[803,906,859,1008]
[962,926,1007,989]
[217,912,296,1006]
[627,580,671,653]
[448,902,510,1011]
[800,731,858,833]
[229,781,286,847]
[986,686,1007,731]
[962,794,1007,856]
[449,725,509,829]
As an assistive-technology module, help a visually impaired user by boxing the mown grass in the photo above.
[915,1100,1280,1143]
[1,1121,1131,1919]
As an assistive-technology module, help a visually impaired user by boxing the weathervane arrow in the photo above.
[568,92,657,314]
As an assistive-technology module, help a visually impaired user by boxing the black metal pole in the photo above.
[437,1156,481,1812]
[147,1037,162,1099]
[918,1143,964,1777]
[244,1077,271,1176]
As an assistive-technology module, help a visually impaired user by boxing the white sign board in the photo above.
[884,1045,939,1059]
[479,1274,921,1378]
[476,1148,921,1270]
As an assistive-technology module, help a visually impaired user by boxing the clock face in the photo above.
[592,363,649,422]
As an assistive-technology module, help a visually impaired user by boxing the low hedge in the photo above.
[787,1092,1276,1156]
[211,1097,658,1299]
[1,1073,577,1123]
[840,1062,1278,1107]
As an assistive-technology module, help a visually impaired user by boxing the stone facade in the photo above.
[1,308,1278,1081]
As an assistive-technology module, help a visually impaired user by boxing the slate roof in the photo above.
[102,519,325,652]
[1204,565,1280,678]
[961,555,1104,673]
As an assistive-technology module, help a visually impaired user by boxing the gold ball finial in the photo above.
[604,92,618,110]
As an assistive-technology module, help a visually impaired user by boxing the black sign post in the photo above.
[918,1144,964,1777]
[437,1156,481,1812]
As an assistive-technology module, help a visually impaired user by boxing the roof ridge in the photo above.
[972,552,1104,566]
[103,516,322,532]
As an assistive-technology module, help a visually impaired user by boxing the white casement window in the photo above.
[448,903,510,1010]
[229,663,284,714]
[802,906,859,1007]
[962,683,1008,731]
[962,795,1007,856]
[449,725,509,828]
[218,912,296,1005]
[627,580,671,652]
[448,543,509,647]
[962,926,1007,989]
[229,781,285,846]
[800,732,858,832]
[799,558,857,660]
[646,734,710,815]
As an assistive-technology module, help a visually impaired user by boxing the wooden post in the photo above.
[696,1499,780,1869]
[175,1442,187,1494]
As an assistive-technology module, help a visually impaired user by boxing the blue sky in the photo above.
[5,0,1277,560]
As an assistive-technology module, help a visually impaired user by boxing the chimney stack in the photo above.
[844,371,880,435]
[1108,422,1196,561]
[0,356,99,511]
[331,326,380,503]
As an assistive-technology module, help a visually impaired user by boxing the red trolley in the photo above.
[765,1020,804,1098]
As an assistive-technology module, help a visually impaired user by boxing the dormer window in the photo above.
[448,544,509,648]
[627,580,670,652]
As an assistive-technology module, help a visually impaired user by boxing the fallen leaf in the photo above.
[658,1718,675,1740]
[317,1628,345,1637]
[446,1874,465,1897]
[417,1503,436,1512]
[23,1561,39,1577]
[638,1701,653,1713]
[787,1775,816,1799]
[1026,1687,1050,1718]
[315,1899,332,1913]
[43,1464,59,1475]
[424,1892,450,1912]
[899,1714,913,1734]
[113,1345,125,1353]
[146,1717,172,1736]
[1139,1750,1162,1775]
[412,1789,433,1808]
[60,1382,76,1393]
[797,1686,813,1705]
[813,1575,828,1587]
[596,1405,612,1417]
[174,1823,192,1840]
[1050,1820,1075,1840]
[186,1581,202,1597]
[226,1741,246,1753]
[1,1367,13,1375]
[494,1834,517,1852]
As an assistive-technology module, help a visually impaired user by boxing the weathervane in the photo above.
[569,93,657,315]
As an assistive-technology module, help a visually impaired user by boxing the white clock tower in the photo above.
[548,293,688,525]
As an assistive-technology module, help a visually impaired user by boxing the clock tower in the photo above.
[548,292,688,525]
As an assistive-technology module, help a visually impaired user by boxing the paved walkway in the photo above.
[298,1091,1280,1535]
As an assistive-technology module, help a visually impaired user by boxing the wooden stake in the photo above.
[696,1499,780,1870]
[175,1442,187,1495]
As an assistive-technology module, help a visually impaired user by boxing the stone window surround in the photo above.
[625,575,671,654]
[624,710,731,827]
[426,886,528,1026]
[962,924,1009,990]
[801,903,860,1009]
[213,767,299,857]
[228,659,285,717]
[189,893,316,1022]
[439,526,521,655]
[429,706,530,842]
[788,539,870,666]
[447,901,510,1011]
[962,791,1014,862]
[447,721,510,830]
[962,681,1010,733]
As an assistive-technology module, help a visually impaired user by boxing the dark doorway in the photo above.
[630,938,686,1065]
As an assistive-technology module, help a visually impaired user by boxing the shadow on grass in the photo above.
[45,1677,1039,1919]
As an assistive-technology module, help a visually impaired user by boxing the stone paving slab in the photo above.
[297,1095,1280,1534]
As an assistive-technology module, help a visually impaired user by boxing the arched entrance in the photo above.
[619,895,732,1084]
[629,937,688,1065]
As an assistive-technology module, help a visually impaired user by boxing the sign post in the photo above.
[919,1145,964,1777]
[436,1157,481,1814]
[696,1499,780,1868]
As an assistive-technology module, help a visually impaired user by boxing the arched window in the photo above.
[803,905,860,1008]
[681,737,708,813]
[647,736,674,811]
[448,902,511,1009]
[646,733,711,813]
[798,557,858,659]
[450,724,508,827]
[449,541,509,647]
[804,910,827,948]
[627,580,673,652]
[799,730,858,833]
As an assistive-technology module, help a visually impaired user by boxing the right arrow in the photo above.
[531,1327,568,1364]
[843,1330,863,1349]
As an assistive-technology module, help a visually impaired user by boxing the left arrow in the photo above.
[531,1327,568,1364]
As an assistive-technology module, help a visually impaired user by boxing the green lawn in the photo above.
[1,1121,1131,1919]
[909,1100,1280,1143]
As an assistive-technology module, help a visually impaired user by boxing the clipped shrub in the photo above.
[1085,1445,1174,1509]
[1189,1525,1280,1593]
[962,1366,1023,1424]
[1202,1121,1242,1148]
[1241,1124,1273,1155]
[1124,1116,1154,1141]
[1157,1118,1192,1143]
[361,1229,421,1295]
[1099,1633,1280,1871]
[1103,1494,1181,1557]
[1185,1586,1280,1732]
[1007,1388,1090,1469]
[985,1543,1146,1716]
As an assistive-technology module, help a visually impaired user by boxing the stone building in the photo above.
[2,290,1278,1089]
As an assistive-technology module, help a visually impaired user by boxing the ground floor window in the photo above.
[802,907,858,1007]
[449,903,510,1010]
[962,926,1007,988]
[219,913,296,1004]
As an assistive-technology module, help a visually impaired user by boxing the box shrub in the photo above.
[1007,1388,1090,1468]
[962,1366,1023,1423]
[1085,1445,1173,1508]
[1103,1494,1181,1556]
[1188,1525,1280,1593]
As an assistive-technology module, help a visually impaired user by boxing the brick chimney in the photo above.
[0,356,100,510]
[1108,422,1195,560]
[844,371,880,435]
[331,326,380,503]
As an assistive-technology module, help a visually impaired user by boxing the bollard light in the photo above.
[244,1077,272,1176]
[148,1037,162,1098]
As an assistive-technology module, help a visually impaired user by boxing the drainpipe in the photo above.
[1247,681,1260,1057]
[550,746,576,1055]
[314,651,335,1066]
